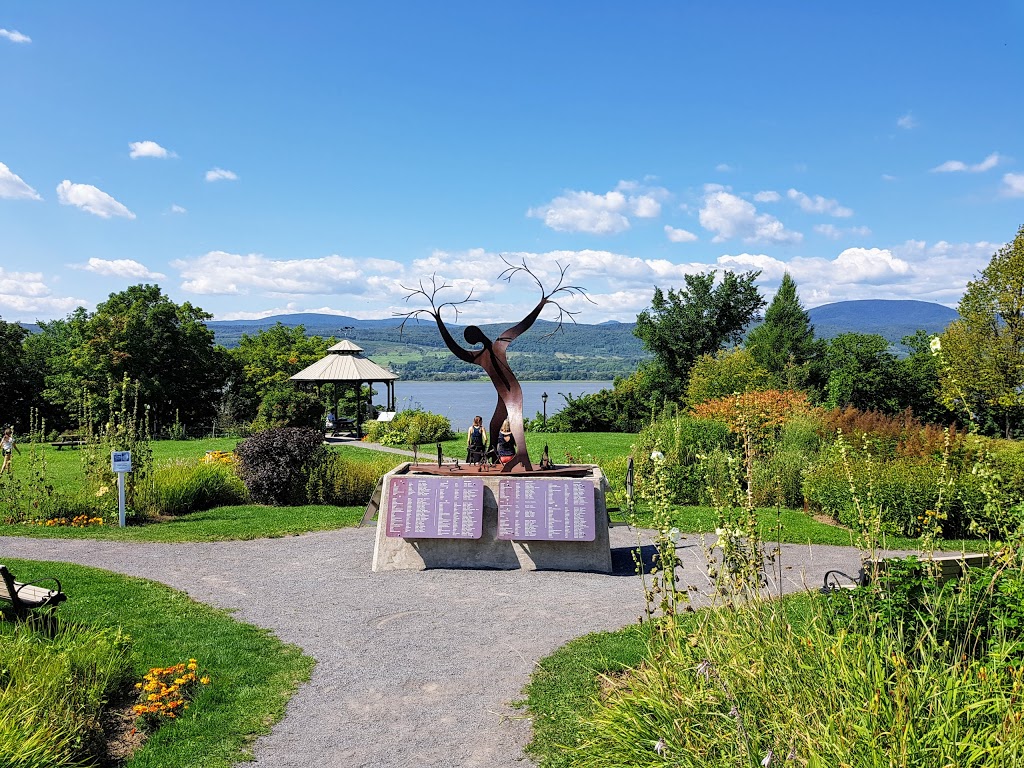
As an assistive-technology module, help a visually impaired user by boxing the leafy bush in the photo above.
[0,621,135,767]
[137,458,248,516]
[632,413,733,505]
[825,558,1024,664]
[362,409,453,447]
[235,427,327,505]
[250,385,322,432]
[819,405,963,459]
[750,414,822,507]
[803,450,945,535]
[304,450,402,506]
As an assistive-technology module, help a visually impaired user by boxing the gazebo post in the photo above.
[289,340,398,441]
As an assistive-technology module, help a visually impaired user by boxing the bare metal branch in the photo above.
[393,274,477,337]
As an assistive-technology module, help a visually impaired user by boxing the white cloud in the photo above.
[205,167,238,182]
[897,113,917,129]
[80,258,165,279]
[698,189,802,244]
[787,188,853,217]
[1002,173,1024,197]
[931,152,1001,173]
[753,190,780,203]
[527,180,667,234]
[0,28,30,44]
[129,141,175,159]
[173,251,404,296]
[814,224,872,240]
[715,163,733,172]
[664,225,698,243]
[56,180,135,219]
[0,267,88,319]
[169,204,187,214]
[0,162,42,200]
[881,174,897,182]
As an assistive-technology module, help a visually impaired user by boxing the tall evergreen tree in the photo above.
[745,273,820,389]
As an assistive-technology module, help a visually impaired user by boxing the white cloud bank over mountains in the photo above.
[0,234,1001,322]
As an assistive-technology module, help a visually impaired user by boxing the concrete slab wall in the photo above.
[371,463,613,573]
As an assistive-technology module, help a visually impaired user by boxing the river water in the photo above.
[387,380,612,431]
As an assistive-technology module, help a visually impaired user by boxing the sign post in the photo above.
[111,451,132,527]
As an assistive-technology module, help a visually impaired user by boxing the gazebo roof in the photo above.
[289,340,398,383]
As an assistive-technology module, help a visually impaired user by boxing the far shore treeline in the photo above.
[1,224,1021,439]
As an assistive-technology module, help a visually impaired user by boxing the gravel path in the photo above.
[0,528,867,767]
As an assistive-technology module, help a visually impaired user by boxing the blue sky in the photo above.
[2,2,1022,325]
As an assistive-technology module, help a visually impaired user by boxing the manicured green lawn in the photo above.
[0,504,365,542]
[439,431,636,466]
[6,437,242,493]
[3,558,313,768]
[522,624,652,768]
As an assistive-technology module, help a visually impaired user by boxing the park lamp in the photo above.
[541,392,548,428]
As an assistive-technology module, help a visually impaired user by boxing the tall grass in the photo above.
[137,458,248,517]
[0,621,135,768]
[529,425,1024,767]
[572,593,1024,767]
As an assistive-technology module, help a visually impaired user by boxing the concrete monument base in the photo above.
[371,463,612,573]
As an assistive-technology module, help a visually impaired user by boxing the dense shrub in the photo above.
[540,365,666,433]
[250,385,322,432]
[750,414,822,507]
[803,450,946,535]
[235,427,327,505]
[819,405,963,459]
[632,413,733,505]
[305,450,404,506]
[362,408,453,447]
[825,558,1024,664]
[137,458,248,516]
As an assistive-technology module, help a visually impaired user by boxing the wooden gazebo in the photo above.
[289,340,398,438]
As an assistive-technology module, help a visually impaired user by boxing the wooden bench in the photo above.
[0,565,67,621]
[50,434,86,449]
[823,552,992,592]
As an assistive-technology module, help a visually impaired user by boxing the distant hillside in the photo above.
[18,299,959,381]
[807,300,959,346]
[206,314,648,381]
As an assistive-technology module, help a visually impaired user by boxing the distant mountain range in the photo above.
[206,299,959,348]
[17,299,960,381]
[806,300,959,345]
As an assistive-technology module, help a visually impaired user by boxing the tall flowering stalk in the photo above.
[635,447,688,625]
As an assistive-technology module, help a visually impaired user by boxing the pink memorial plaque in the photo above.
[385,476,484,539]
[496,478,596,541]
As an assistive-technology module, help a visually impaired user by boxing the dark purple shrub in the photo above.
[235,427,327,505]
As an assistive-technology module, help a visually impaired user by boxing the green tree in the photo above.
[634,270,765,401]
[0,316,31,430]
[26,308,95,429]
[824,333,901,413]
[35,285,229,434]
[223,323,333,424]
[937,224,1024,437]
[744,273,821,390]
[898,330,953,425]
[685,348,771,406]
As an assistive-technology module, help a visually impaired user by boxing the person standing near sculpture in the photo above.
[1,428,20,474]
[466,415,488,463]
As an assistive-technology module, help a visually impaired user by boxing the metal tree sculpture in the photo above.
[397,258,590,472]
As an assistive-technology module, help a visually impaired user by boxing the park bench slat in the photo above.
[0,564,67,621]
